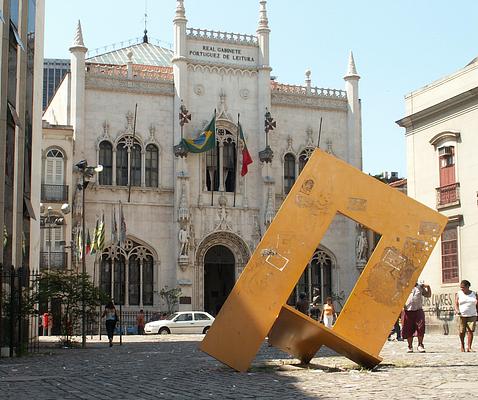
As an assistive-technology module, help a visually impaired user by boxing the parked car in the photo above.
[144,311,215,335]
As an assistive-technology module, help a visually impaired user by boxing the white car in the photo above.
[144,311,215,335]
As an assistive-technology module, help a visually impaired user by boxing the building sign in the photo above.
[187,41,258,67]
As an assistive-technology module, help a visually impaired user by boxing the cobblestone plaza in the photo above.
[1,334,476,399]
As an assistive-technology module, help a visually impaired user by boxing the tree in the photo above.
[159,286,182,314]
[37,270,107,345]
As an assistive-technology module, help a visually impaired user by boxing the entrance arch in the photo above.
[204,245,235,315]
[194,231,250,311]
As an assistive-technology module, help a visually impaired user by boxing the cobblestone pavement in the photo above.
[1,333,477,399]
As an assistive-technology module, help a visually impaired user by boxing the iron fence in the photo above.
[0,265,40,357]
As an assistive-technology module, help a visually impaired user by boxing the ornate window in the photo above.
[205,128,237,193]
[441,227,459,284]
[145,144,158,187]
[100,239,155,306]
[116,136,142,187]
[99,141,112,185]
[44,149,64,185]
[299,148,314,174]
[283,153,296,194]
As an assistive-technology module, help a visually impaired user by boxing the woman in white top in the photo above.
[454,280,478,352]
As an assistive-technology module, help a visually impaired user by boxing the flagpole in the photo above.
[317,117,323,148]
[234,113,240,207]
[128,103,138,203]
[211,109,216,207]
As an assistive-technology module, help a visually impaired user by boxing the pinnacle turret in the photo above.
[344,51,360,79]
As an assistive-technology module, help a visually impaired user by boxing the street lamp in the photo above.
[75,160,102,349]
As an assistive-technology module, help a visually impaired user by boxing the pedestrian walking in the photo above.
[402,282,431,353]
[454,279,478,352]
[101,301,118,347]
[320,297,337,328]
[137,309,145,335]
[42,312,49,336]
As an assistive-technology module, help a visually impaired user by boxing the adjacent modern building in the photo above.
[397,55,478,332]
[43,58,69,110]
[0,0,45,354]
[42,0,365,319]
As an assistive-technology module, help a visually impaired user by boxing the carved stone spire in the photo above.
[345,51,360,79]
[71,20,86,49]
[175,0,186,20]
[257,0,269,32]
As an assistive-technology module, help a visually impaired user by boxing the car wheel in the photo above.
[158,327,170,335]
[202,326,210,334]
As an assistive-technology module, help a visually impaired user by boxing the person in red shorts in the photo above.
[402,282,431,353]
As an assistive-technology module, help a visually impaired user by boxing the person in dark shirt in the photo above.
[296,292,309,316]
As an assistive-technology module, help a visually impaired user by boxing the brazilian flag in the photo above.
[181,116,216,153]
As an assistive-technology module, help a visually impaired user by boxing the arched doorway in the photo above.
[204,245,235,316]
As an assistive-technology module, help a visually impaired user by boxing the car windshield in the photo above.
[166,313,178,320]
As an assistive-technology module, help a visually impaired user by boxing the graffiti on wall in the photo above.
[422,292,456,334]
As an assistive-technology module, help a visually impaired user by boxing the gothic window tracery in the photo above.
[99,141,113,185]
[145,144,159,187]
[205,128,237,193]
[100,239,155,306]
[283,153,296,194]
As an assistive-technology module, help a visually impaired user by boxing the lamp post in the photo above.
[75,160,103,349]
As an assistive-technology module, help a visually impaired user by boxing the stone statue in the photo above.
[355,229,368,262]
[179,226,189,257]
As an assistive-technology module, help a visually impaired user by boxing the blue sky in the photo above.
[44,0,478,177]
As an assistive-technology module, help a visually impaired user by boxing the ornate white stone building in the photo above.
[41,0,364,316]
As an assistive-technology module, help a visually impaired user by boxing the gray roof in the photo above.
[87,41,173,67]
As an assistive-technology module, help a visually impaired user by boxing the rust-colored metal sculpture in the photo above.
[200,149,447,372]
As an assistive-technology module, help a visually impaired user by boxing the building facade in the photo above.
[0,0,45,354]
[43,58,69,110]
[397,56,478,332]
[42,0,365,317]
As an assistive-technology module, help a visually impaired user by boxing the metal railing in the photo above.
[41,184,69,202]
[0,265,40,357]
[436,183,460,209]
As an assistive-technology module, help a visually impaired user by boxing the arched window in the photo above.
[284,153,296,194]
[223,140,236,192]
[131,143,141,186]
[204,128,237,193]
[145,144,158,187]
[115,136,142,187]
[99,141,112,185]
[44,148,64,185]
[143,255,154,306]
[299,151,308,174]
[128,255,140,305]
[116,143,128,186]
[206,146,219,191]
[100,239,155,307]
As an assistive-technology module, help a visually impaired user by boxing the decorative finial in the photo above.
[127,49,133,62]
[345,51,360,78]
[175,0,186,18]
[72,20,85,47]
[305,68,311,86]
[143,0,149,43]
[257,0,269,31]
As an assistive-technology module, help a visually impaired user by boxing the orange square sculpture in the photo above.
[200,149,447,372]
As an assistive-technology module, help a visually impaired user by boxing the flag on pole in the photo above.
[119,202,127,247]
[180,114,216,153]
[111,205,118,245]
[85,229,91,255]
[96,213,105,252]
[90,218,99,255]
[239,123,253,176]
[77,226,83,260]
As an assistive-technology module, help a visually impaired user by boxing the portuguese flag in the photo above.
[239,123,253,176]
[182,115,216,153]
